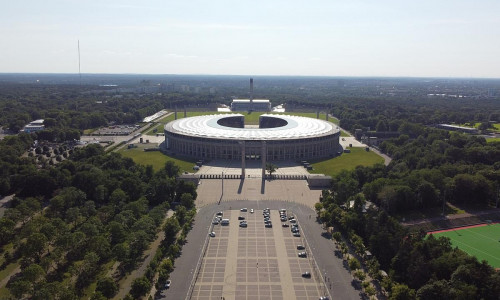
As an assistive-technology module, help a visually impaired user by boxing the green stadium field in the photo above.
[429,223,500,268]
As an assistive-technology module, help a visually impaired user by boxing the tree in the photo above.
[348,257,360,271]
[353,269,366,281]
[24,233,48,262]
[180,193,194,209]
[96,277,118,298]
[389,283,416,300]
[130,276,151,299]
[165,161,180,178]
[266,163,278,179]
[314,202,323,219]
[163,217,181,244]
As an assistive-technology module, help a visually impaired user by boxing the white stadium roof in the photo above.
[165,114,339,140]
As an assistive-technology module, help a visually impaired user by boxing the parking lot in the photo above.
[190,209,327,300]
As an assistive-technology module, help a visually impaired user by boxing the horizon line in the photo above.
[1,72,500,80]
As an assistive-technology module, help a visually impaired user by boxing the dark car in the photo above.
[282,223,289,227]
[297,245,305,250]
[302,272,311,278]
[265,223,273,228]
[238,216,245,220]
[293,232,301,237]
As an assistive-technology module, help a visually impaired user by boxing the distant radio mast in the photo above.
[78,40,81,86]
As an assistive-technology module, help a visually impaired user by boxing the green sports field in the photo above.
[430,223,500,268]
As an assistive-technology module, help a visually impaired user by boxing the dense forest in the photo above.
[316,98,500,298]
[0,140,197,299]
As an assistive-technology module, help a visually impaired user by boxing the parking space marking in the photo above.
[222,211,239,299]
[191,210,324,300]
[271,210,296,299]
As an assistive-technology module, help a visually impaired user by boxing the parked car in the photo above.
[319,297,330,300]
[290,219,297,223]
[212,219,219,225]
[282,223,289,227]
[302,272,311,278]
[209,232,216,237]
[240,208,247,212]
[165,280,171,288]
[250,209,254,213]
[238,216,245,220]
[265,223,273,228]
[239,222,248,228]
[298,252,307,258]
[297,245,305,250]
[216,211,223,216]
[293,232,301,237]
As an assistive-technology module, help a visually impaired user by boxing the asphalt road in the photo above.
[162,200,362,300]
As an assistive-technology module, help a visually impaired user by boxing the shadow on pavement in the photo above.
[237,178,245,194]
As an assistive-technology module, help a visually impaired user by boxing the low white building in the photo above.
[22,119,45,133]
[231,99,271,112]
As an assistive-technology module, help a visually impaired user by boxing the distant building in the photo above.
[436,124,479,134]
[231,99,271,112]
[230,78,271,112]
[22,119,45,133]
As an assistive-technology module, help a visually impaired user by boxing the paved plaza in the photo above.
[197,159,310,177]
[196,178,322,209]
[190,210,327,300]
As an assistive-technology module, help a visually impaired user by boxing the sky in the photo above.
[1,0,500,78]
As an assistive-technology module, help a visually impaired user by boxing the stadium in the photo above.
[164,114,341,161]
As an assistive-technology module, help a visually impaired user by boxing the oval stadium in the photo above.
[164,114,340,160]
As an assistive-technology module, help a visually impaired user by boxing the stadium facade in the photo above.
[164,114,340,161]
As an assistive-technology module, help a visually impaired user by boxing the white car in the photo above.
[250,209,254,213]
[209,232,216,237]
[240,208,248,212]
[165,280,171,289]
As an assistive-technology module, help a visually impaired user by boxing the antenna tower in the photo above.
[78,40,81,86]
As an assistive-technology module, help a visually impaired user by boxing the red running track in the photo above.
[427,222,498,235]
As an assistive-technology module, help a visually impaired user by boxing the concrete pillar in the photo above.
[326,112,329,121]
[261,141,266,178]
[240,141,246,178]
[174,106,178,120]
[184,106,187,118]
[316,110,319,119]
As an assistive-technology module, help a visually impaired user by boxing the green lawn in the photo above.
[0,261,19,284]
[118,146,196,173]
[430,223,500,268]
[486,137,500,143]
[340,130,350,137]
[309,147,384,177]
[455,122,500,132]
